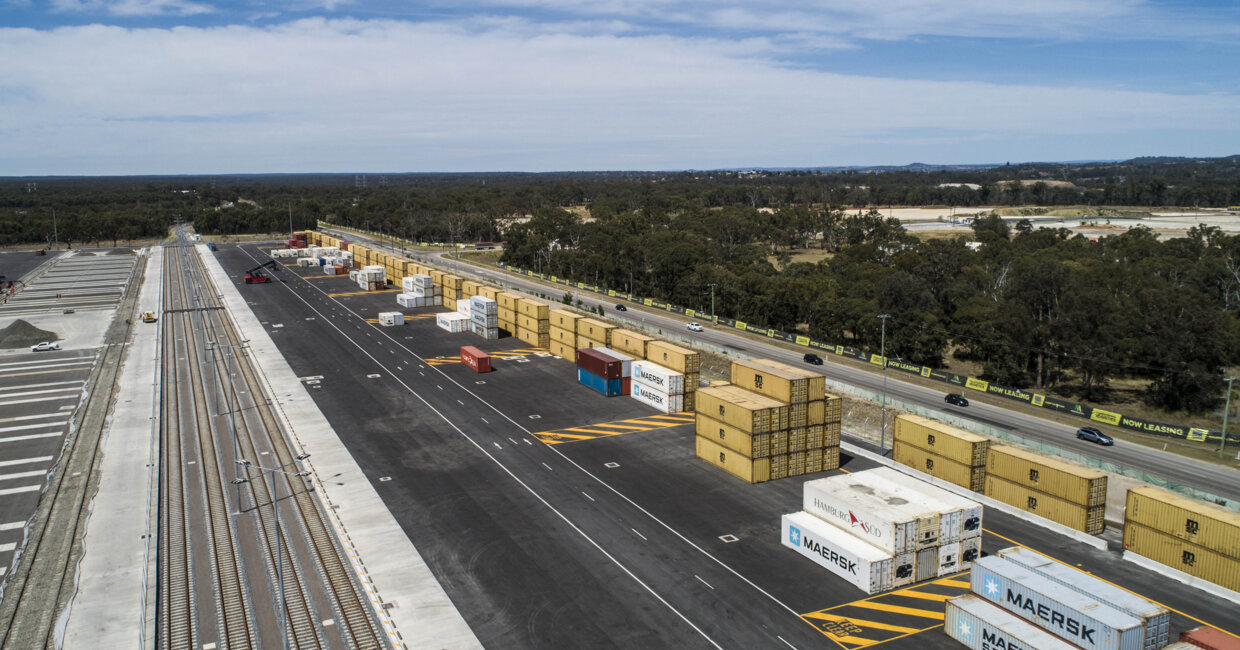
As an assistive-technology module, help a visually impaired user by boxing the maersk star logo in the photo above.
[984,577,1000,597]
[789,526,801,546]
[958,620,972,639]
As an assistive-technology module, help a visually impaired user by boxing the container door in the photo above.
[916,548,938,582]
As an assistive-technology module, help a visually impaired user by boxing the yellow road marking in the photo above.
[936,579,970,589]
[534,412,694,445]
[587,423,651,431]
[803,612,920,634]
[326,289,401,297]
[888,589,955,602]
[848,601,944,619]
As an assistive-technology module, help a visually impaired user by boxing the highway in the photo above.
[326,230,1240,504]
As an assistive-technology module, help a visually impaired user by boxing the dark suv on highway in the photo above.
[803,353,823,365]
[944,393,969,407]
[1076,427,1114,445]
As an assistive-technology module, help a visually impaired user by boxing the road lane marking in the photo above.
[0,396,78,407]
[0,485,41,496]
[695,575,714,590]
[0,421,69,434]
[0,470,47,481]
[631,528,647,541]
[0,432,63,443]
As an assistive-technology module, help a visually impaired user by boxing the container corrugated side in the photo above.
[865,466,985,542]
[645,340,701,373]
[894,414,990,467]
[782,512,895,595]
[1123,522,1240,593]
[730,358,810,404]
[631,381,684,413]
[610,328,654,359]
[937,542,961,576]
[997,546,1169,650]
[593,348,634,378]
[1126,486,1240,558]
[1179,626,1240,650]
[515,328,550,349]
[479,286,499,301]
[549,326,577,345]
[984,475,1104,535]
[742,357,826,401]
[988,445,1108,507]
[695,436,770,483]
[971,556,1144,650]
[549,308,581,330]
[892,442,985,492]
[576,336,606,350]
[575,318,617,343]
[694,385,788,434]
[517,314,551,334]
[517,297,551,319]
[632,360,685,395]
[577,367,624,397]
[695,414,771,458]
[802,475,918,554]
[549,340,576,362]
[945,595,1079,650]
[577,348,623,379]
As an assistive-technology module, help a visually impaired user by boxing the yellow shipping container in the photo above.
[645,341,701,374]
[684,372,701,391]
[683,391,695,413]
[894,414,990,467]
[518,314,551,334]
[577,336,606,351]
[442,297,456,311]
[550,309,582,331]
[430,270,444,285]
[550,340,576,362]
[516,328,550,349]
[498,320,516,335]
[576,318,616,343]
[498,307,517,324]
[498,292,522,311]
[695,414,771,458]
[694,385,788,434]
[769,453,789,480]
[987,445,1107,507]
[1126,486,1240,557]
[806,446,841,474]
[805,424,842,450]
[893,442,985,492]
[1123,522,1240,592]
[479,286,499,301]
[769,430,791,456]
[518,298,551,319]
[696,435,771,484]
[730,358,826,404]
[549,326,576,346]
[610,329,653,359]
[985,475,1105,535]
[441,274,464,290]
[462,280,480,296]
[787,427,808,453]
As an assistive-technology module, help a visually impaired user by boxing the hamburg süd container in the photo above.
[577,347,625,380]
[577,367,627,397]
[945,594,1079,650]
[782,511,898,595]
[593,348,634,378]
[730,357,826,404]
[460,346,492,373]
[865,466,985,543]
[971,556,1145,650]
[997,546,1170,650]
[631,381,684,414]
[694,385,788,434]
[695,435,771,483]
[1122,522,1240,593]
[892,442,986,492]
[894,414,990,467]
[802,472,924,554]
[1125,486,1240,558]
[632,360,685,395]
[987,445,1108,508]
[645,340,701,374]
[984,475,1105,535]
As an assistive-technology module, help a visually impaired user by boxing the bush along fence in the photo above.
[319,221,1238,448]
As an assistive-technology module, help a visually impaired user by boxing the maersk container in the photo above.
[470,295,498,315]
[781,512,896,595]
[577,367,625,397]
[971,556,1145,650]
[865,466,984,543]
[577,348,624,380]
[632,360,685,395]
[945,594,1079,650]
[631,381,683,413]
[593,348,634,378]
[801,474,920,554]
[996,546,1169,650]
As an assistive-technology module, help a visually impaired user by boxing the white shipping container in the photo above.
[323,265,336,275]
[436,312,470,333]
[631,360,685,395]
[349,270,359,282]
[378,312,404,326]
[802,474,919,554]
[960,537,981,571]
[457,301,472,317]
[945,595,1079,650]
[470,321,499,339]
[593,348,633,378]
[866,467,984,542]
[631,381,684,413]
[470,296,498,314]
[410,273,433,288]
[937,542,961,577]
[892,551,918,587]
[971,556,1145,650]
[995,547,1170,650]
[471,313,499,328]
[781,512,896,595]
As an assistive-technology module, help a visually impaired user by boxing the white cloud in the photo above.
[50,0,213,16]
[0,17,1236,174]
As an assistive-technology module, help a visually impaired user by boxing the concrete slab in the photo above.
[196,244,481,650]
[60,247,161,649]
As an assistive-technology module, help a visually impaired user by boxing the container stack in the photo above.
[692,384,789,484]
[440,273,464,311]
[984,445,1107,535]
[357,266,385,291]
[575,318,616,351]
[548,309,582,360]
[470,296,499,340]
[945,551,1168,650]
[610,329,654,360]
[436,312,469,333]
[377,312,404,326]
[892,414,988,492]
[630,360,685,414]
[577,348,630,397]
[1122,486,1240,593]
[497,293,521,336]
[398,274,439,308]
[866,467,984,577]
[516,298,551,348]
[645,341,700,411]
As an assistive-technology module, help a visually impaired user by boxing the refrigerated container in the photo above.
[1125,486,1240,557]
[436,312,469,333]
[632,360,685,394]
[937,542,961,576]
[631,381,684,413]
[864,466,984,543]
[695,435,770,483]
[987,445,1108,508]
[460,346,492,373]
[469,321,499,340]
[945,595,1079,650]
[377,312,404,326]
[801,473,922,554]
[781,512,897,595]
[894,414,990,467]
[470,296,498,314]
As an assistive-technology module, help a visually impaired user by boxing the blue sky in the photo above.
[1,0,1238,174]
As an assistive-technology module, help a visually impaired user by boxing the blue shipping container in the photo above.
[578,367,623,397]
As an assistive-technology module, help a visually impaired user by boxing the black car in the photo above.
[1076,427,1114,445]
[944,393,969,407]
[615,304,627,311]
[803,353,823,365]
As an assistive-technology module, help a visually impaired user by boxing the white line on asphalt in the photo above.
[493,442,502,450]
[582,491,594,502]
[524,439,532,445]
[0,380,83,391]
[0,433,62,443]
[0,357,90,369]
[0,485,41,496]
[508,438,518,445]
[480,418,488,424]
[0,396,78,407]
[0,413,68,424]
[0,543,15,552]
[0,456,53,469]
[695,575,714,590]
[0,360,93,374]
[0,421,68,434]
[541,462,552,471]
[0,387,80,399]
[0,470,46,482]
[0,522,23,531]
[457,400,464,405]
[777,635,798,650]
[631,528,647,541]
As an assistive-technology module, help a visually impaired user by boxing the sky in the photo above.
[1,0,1238,174]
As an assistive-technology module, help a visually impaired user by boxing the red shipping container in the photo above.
[621,376,631,396]
[460,346,492,373]
[577,348,623,379]
[340,241,349,251]
[1182,626,1240,650]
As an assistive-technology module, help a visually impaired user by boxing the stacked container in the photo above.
[985,445,1107,535]
[436,312,469,333]
[865,467,985,577]
[357,265,385,291]
[693,384,791,484]
[781,511,896,595]
[1122,485,1240,593]
[497,292,522,336]
[470,296,499,340]
[576,318,616,350]
[516,298,552,348]
[548,309,582,360]
[576,348,630,396]
[610,328,654,359]
[645,340,700,411]
[630,360,686,414]
[892,414,988,492]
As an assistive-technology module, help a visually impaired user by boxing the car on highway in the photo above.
[944,393,969,407]
[1076,427,1114,446]
[803,353,823,365]
[30,341,61,352]
[614,304,627,311]
[686,322,704,332]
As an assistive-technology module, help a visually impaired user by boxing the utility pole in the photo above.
[288,203,294,240]
[1221,377,1235,457]
[707,284,717,322]
[878,314,891,455]
[52,207,59,251]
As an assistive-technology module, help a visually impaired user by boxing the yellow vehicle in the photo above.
[141,311,157,323]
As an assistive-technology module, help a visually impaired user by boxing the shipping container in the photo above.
[577,348,625,380]
[460,346,492,373]
[782,512,897,595]
[470,296,498,314]
[971,556,1145,650]
[518,298,551,319]
[682,390,695,414]
[807,424,843,449]
[695,414,771,458]
[694,385,788,434]
[576,318,616,344]
[685,371,701,390]
[631,381,684,413]
[498,306,517,324]
[987,445,1108,508]
[809,396,843,425]
[770,452,789,480]
[632,360,685,395]
[549,308,581,331]
[802,473,920,554]
[864,466,985,543]
[576,335,606,350]
[517,314,551,334]
[769,430,790,456]
[695,435,771,483]
[895,414,990,467]
[996,546,1169,650]
[937,542,961,576]
[610,328,654,359]
[645,340,701,374]
[515,328,550,348]
[549,340,576,362]
[984,475,1105,535]
[961,536,981,569]
[786,427,807,453]
[479,286,499,301]
[1180,626,1240,650]
[945,595,1079,650]
[470,313,499,329]
[377,312,404,326]
[592,348,634,377]
[434,312,467,331]
[577,367,626,397]
[731,358,826,404]
[550,326,577,346]
[893,442,986,492]
[1125,486,1240,558]
[1123,522,1240,593]
[497,292,521,311]
[811,446,841,473]
[469,321,499,340]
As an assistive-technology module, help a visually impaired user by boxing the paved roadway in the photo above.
[0,251,138,318]
[218,243,1239,649]
[328,232,1240,504]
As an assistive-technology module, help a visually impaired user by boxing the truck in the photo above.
[244,260,281,284]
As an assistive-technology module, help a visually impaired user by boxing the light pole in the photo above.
[1221,377,1235,457]
[878,314,891,454]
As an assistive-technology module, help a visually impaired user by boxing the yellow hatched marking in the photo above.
[642,414,695,422]
[533,413,689,445]
[327,289,401,297]
[848,601,945,620]
[587,423,652,431]
[888,589,956,602]
[558,426,625,434]
[936,579,970,589]
[803,612,920,634]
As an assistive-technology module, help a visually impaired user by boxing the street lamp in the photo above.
[1221,377,1235,457]
[877,314,891,455]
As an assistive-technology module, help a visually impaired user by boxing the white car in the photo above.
[30,341,61,352]
[686,322,704,332]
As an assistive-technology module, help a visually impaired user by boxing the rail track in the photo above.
[157,232,383,649]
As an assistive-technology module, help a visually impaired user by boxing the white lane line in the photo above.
[0,357,91,369]
[0,380,83,391]
[0,543,15,552]
[493,442,502,450]
[480,418,488,424]
[631,528,647,541]
[0,361,93,373]
[0,414,67,424]
[0,421,69,434]
[0,522,24,531]
[0,485,41,496]
[582,492,594,502]
[777,635,798,650]
[0,470,46,482]
[0,433,62,443]
[0,387,81,399]
[524,439,532,445]
[457,400,464,405]
[541,462,552,471]
[508,438,518,445]
[0,396,78,407]
[0,456,53,469]
[694,575,714,590]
